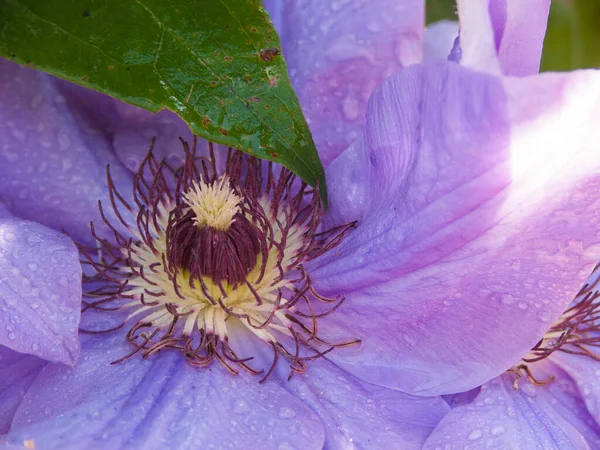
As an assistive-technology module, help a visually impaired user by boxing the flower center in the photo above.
[168,176,262,286]
[78,139,358,380]
[509,263,600,389]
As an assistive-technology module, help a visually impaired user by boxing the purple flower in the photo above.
[1,0,600,448]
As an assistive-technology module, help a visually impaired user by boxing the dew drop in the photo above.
[57,130,71,150]
[278,407,296,419]
[30,93,44,109]
[500,294,516,305]
[232,399,250,414]
[342,96,359,120]
[11,129,25,142]
[8,333,16,341]
[468,430,482,441]
[491,426,505,436]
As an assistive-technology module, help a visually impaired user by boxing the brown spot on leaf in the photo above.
[268,76,279,87]
[269,151,278,158]
[259,47,280,62]
[202,116,212,128]
[224,56,232,61]
[249,27,258,32]
[249,96,260,102]
[210,81,217,86]
[264,104,270,109]
[108,65,114,71]
[219,128,228,136]
[25,61,36,69]
[218,99,225,107]
[81,75,89,82]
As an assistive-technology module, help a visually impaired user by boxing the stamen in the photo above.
[508,263,600,387]
[76,138,359,381]
[183,177,241,231]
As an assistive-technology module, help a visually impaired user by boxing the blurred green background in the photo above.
[426,0,600,71]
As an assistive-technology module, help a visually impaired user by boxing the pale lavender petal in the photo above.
[264,0,423,165]
[456,0,550,76]
[0,58,132,244]
[423,362,600,449]
[423,21,459,62]
[315,62,600,395]
[276,359,449,449]
[6,333,325,449]
[553,351,600,428]
[0,213,81,365]
[0,346,46,434]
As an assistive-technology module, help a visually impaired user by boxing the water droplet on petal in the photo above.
[278,407,296,419]
[491,426,505,436]
[232,399,250,414]
[342,95,360,120]
[468,430,482,441]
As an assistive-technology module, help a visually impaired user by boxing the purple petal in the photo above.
[264,0,423,165]
[276,359,449,449]
[0,58,132,244]
[423,21,459,62]
[0,212,81,365]
[0,346,46,434]
[314,62,600,395]
[55,79,232,178]
[553,351,600,429]
[456,0,550,76]
[423,362,600,449]
[7,333,326,449]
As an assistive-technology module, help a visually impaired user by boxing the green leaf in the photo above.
[541,0,600,72]
[426,0,457,25]
[0,0,327,204]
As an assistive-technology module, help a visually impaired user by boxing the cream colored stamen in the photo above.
[183,176,241,231]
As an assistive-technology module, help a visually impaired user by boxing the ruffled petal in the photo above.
[275,359,449,449]
[0,58,132,244]
[456,0,550,76]
[0,346,46,434]
[263,0,423,165]
[315,62,600,395]
[6,333,326,450]
[423,362,600,449]
[0,212,81,365]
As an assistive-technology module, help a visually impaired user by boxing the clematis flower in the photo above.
[2,1,600,449]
